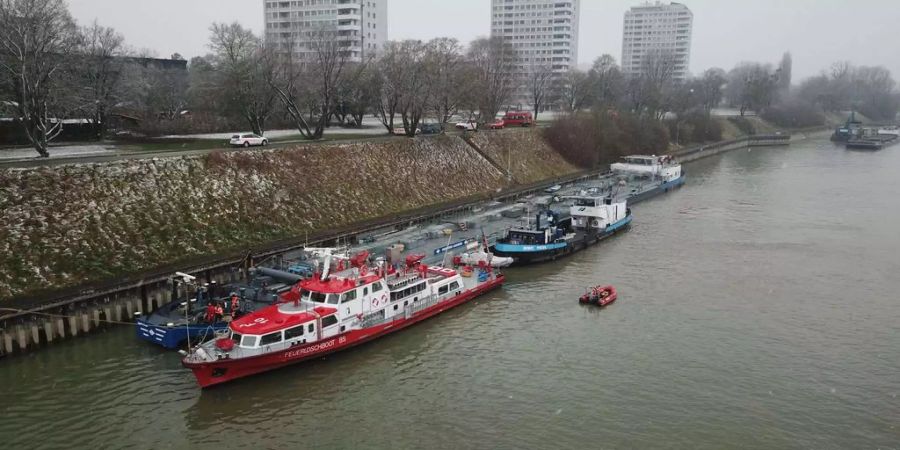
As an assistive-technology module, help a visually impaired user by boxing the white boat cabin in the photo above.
[610,155,682,183]
[570,196,629,231]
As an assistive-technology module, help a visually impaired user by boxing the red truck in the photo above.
[502,111,534,127]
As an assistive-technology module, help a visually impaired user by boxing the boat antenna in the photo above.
[481,228,493,265]
[173,273,195,354]
[442,231,453,267]
[321,254,332,281]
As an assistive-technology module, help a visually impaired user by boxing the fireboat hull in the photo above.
[183,274,504,388]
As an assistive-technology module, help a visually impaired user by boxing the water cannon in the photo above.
[175,272,196,283]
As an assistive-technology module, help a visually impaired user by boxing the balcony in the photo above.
[337,21,360,31]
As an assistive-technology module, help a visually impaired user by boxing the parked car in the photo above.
[489,120,505,130]
[229,133,268,147]
[544,184,562,194]
[392,127,421,136]
[455,120,478,131]
[503,111,534,127]
[420,123,442,134]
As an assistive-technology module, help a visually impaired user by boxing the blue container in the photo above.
[477,270,490,283]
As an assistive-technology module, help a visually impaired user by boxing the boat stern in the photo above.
[136,319,189,349]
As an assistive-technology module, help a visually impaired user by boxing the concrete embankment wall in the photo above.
[0,131,576,302]
[674,135,791,163]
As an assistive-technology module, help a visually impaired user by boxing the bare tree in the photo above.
[466,37,516,122]
[726,62,778,116]
[525,60,554,120]
[777,52,792,94]
[0,0,79,157]
[560,69,592,112]
[209,22,275,135]
[394,40,430,137]
[424,37,465,130]
[696,68,727,115]
[628,49,678,119]
[374,41,404,133]
[76,21,126,139]
[334,61,378,127]
[267,27,352,140]
[588,54,625,109]
[144,64,189,121]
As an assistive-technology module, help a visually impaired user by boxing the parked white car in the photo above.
[229,133,268,147]
[391,127,421,136]
[455,120,478,131]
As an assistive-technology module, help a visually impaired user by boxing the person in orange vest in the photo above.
[205,302,216,323]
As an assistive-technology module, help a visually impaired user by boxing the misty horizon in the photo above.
[64,0,900,82]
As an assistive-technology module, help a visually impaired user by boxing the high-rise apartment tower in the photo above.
[490,0,580,107]
[621,2,693,81]
[264,0,387,62]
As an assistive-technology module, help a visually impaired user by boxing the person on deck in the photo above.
[214,303,224,321]
[205,302,216,323]
[230,294,241,317]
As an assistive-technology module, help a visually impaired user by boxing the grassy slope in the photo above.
[3,133,582,300]
[468,129,579,184]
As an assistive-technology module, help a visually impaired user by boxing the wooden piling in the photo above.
[16,325,28,351]
[92,309,101,327]
[2,331,12,355]
[68,315,79,336]
[81,312,90,333]
[56,318,66,339]
[45,320,56,343]
[31,323,41,345]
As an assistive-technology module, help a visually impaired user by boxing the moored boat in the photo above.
[610,154,685,204]
[831,111,864,142]
[136,268,302,349]
[490,195,632,266]
[181,252,504,388]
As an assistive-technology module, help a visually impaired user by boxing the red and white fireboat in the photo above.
[182,251,505,388]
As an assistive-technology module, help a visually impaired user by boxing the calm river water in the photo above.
[2,135,899,449]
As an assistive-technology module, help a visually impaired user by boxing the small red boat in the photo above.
[578,285,617,307]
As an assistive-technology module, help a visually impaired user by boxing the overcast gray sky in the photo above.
[66,0,900,81]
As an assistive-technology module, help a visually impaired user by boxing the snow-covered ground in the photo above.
[0,144,117,161]
[711,108,757,117]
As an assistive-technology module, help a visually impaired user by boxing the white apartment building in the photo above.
[264,0,387,62]
[490,0,580,107]
[621,2,693,81]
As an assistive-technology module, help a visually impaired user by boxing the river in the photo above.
[2,135,899,449]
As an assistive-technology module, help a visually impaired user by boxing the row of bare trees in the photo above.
[1,0,191,157]
[198,23,522,140]
[4,0,898,159]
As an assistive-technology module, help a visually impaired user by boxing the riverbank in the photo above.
[0,130,576,302]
